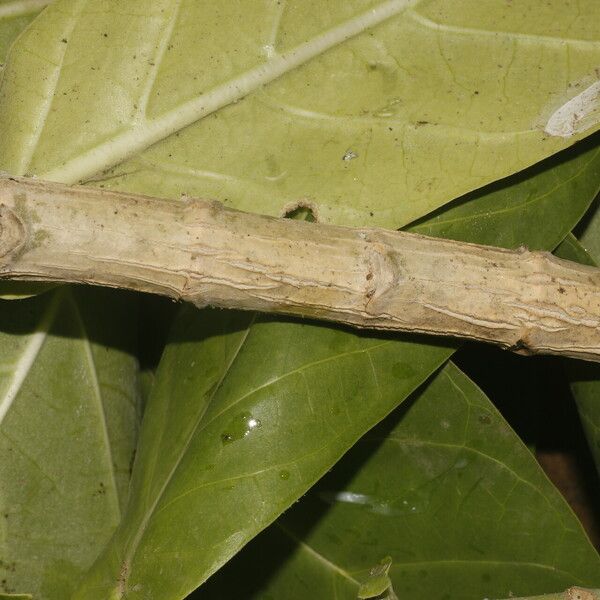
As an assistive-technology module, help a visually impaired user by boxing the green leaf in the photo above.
[73,308,453,599]
[407,133,600,250]
[0,287,139,599]
[578,198,600,262]
[198,362,600,600]
[553,234,600,475]
[73,135,600,597]
[1,0,600,226]
[0,3,54,301]
[357,557,398,600]
[0,1,47,66]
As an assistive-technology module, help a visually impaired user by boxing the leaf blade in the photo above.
[198,362,600,600]
[73,309,453,599]
[0,288,139,599]
[2,1,600,226]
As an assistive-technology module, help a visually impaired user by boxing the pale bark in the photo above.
[495,588,600,600]
[0,175,599,361]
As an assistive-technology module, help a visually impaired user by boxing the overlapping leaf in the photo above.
[0,3,599,599]
[0,288,138,599]
[198,362,600,600]
[73,309,453,599]
[1,0,600,226]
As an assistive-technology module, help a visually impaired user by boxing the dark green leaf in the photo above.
[73,309,453,599]
[199,362,600,600]
[578,197,600,263]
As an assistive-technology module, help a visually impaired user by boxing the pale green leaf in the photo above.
[198,362,600,600]
[553,233,600,475]
[1,1,600,227]
[0,287,139,599]
[0,3,54,300]
[73,309,453,599]
[0,1,48,66]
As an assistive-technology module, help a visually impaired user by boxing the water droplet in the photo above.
[279,470,290,480]
[397,489,429,514]
[318,491,395,515]
[221,412,262,445]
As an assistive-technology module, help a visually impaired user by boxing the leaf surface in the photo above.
[0,288,138,599]
[1,0,600,226]
[198,362,600,600]
[73,309,453,599]
[407,133,600,250]
[579,197,600,261]
[0,1,48,66]
[554,234,600,475]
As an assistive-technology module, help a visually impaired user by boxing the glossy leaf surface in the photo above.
[199,362,600,600]
[73,309,453,599]
[1,0,599,226]
[0,288,138,599]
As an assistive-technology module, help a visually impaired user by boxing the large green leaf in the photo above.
[0,287,139,599]
[73,308,453,599]
[407,133,600,250]
[1,0,599,226]
[553,234,600,475]
[198,362,600,600]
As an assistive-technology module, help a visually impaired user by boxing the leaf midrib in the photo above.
[0,290,60,427]
[38,0,418,184]
[116,314,257,594]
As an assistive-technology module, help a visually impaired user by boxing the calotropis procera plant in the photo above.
[0,1,599,599]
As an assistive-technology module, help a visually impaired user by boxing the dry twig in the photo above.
[1,176,599,361]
